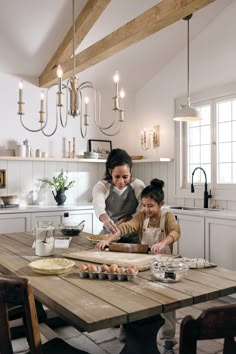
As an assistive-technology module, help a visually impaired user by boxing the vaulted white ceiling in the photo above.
[0,0,233,91]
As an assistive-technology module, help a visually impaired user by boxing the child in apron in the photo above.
[96,178,180,354]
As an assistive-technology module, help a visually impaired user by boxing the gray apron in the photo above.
[101,184,139,243]
[142,212,171,254]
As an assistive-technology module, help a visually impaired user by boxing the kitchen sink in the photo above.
[168,206,223,211]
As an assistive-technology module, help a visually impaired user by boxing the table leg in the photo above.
[119,315,164,354]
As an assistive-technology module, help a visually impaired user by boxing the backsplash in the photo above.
[0,159,175,206]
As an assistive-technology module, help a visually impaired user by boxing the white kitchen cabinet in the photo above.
[31,209,95,233]
[205,217,236,270]
[174,213,205,258]
[0,213,31,233]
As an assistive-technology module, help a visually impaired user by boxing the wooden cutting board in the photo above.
[62,249,157,271]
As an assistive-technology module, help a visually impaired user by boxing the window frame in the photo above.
[175,84,236,203]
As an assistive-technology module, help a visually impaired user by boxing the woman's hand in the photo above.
[103,218,119,234]
[151,240,168,254]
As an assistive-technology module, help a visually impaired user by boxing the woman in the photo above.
[92,148,145,240]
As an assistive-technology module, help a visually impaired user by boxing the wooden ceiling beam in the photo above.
[39,0,111,87]
[39,0,215,88]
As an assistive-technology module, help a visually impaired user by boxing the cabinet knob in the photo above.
[64,212,69,217]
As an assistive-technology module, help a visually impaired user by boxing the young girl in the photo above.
[96,178,180,354]
[92,148,145,240]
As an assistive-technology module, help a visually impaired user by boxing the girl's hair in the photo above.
[104,148,132,181]
[141,178,164,204]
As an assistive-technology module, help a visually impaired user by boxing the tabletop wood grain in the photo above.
[0,231,236,332]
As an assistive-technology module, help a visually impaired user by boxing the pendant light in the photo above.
[174,14,203,122]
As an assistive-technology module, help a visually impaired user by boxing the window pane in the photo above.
[233,142,236,162]
[218,163,232,183]
[233,121,236,141]
[201,145,211,163]
[189,146,200,164]
[200,106,211,125]
[218,101,231,122]
[233,163,236,183]
[233,101,236,121]
[218,122,231,142]
[201,125,210,144]
[189,127,200,145]
[186,104,211,184]
[218,142,231,163]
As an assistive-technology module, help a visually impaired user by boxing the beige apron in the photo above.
[141,212,171,254]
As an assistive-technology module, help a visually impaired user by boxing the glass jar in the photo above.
[33,221,55,256]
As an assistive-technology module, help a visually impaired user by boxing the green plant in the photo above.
[38,170,75,192]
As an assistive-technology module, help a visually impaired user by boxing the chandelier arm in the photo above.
[80,116,87,138]
[40,90,60,137]
[19,116,47,132]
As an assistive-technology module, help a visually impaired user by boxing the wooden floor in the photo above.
[12,295,236,354]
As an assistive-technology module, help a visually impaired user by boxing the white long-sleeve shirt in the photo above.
[92,178,145,220]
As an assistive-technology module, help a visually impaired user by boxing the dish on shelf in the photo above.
[1,195,19,205]
[28,258,75,275]
[83,152,99,159]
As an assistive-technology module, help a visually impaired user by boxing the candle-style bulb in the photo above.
[84,96,89,104]
[40,91,44,100]
[120,88,125,98]
[19,81,23,89]
[57,65,63,78]
[113,71,119,83]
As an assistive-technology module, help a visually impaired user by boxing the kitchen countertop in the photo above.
[0,204,94,214]
[165,205,236,220]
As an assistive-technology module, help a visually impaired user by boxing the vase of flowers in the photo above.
[38,170,75,206]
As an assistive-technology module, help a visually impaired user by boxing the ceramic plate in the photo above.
[28,258,75,275]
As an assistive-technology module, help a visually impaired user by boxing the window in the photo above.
[181,94,236,190]
[216,99,236,183]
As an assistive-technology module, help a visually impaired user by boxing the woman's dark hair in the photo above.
[104,148,132,181]
[141,178,164,204]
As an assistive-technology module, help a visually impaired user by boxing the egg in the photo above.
[88,264,98,272]
[128,265,137,272]
[79,264,88,272]
[127,267,136,275]
[109,264,118,273]
[101,264,109,272]
[117,267,126,274]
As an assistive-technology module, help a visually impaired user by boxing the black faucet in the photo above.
[191,167,212,208]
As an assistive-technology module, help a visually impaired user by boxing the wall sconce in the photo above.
[141,125,160,150]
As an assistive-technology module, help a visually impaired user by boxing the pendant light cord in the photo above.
[72,0,75,77]
[187,17,190,106]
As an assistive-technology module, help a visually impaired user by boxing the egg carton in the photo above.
[79,267,138,281]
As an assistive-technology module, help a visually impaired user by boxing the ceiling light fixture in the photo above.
[173,14,203,122]
[17,0,125,137]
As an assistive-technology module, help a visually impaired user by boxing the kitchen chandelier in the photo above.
[173,14,202,122]
[17,0,125,137]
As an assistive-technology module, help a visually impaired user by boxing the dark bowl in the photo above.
[59,222,85,236]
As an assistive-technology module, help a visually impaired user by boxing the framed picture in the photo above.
[88,139,112,158]
[0,169,6,188]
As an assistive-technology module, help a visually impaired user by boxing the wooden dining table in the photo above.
[0,231,236,334]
